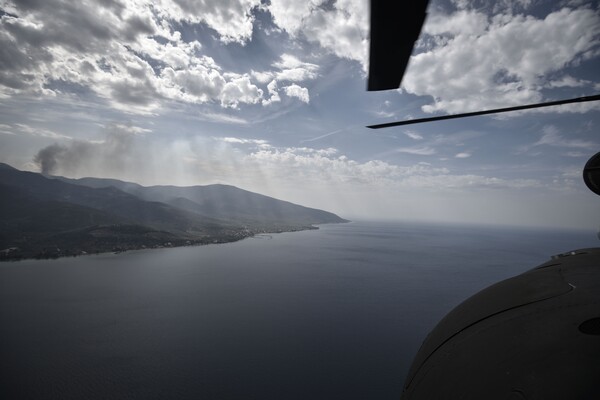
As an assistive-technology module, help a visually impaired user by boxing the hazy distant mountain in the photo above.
[58,175,346,227]
[0,163,347,260]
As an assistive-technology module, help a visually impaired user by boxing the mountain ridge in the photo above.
[0,163,348,260]
[57,175,345,226]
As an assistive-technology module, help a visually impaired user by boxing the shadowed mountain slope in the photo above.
[59,176,348,226]
[0,163,347,260]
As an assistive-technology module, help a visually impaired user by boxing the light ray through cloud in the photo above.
[0,0,598,229]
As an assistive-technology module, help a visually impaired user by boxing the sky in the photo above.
[0,0,599,229]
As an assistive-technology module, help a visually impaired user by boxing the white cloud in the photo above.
[262,0,314,35]
[404,6,600,114]
[153,0,262,44]
[0,0,269,113]
[218,137,269,145]
[134,37,203,70]
[533,128,597,149]
[252,54,319,105]
[12,123,72,140]
[374,110,395,118]
[455,152,471,158]
[159,63,266,109]
[262,79,281,106]
[424,10,489,37]
[272,54,315,70]
[394,146,437,156]
[219,75,263,108]
[268,0,369,69]
[197,112,249,124]
[245,145,542,191]
[516,125,598,154]
[565,151,588,158]
[403,131,424,140]
[1,0,597,118]
[452,0,536,16]
[546,74,592,88]
[0,124,15,135]
[276,67,319,82]
[112,124,152,135]
[0,1,348,113]
[283,84,310,103]
[251,70,274,84]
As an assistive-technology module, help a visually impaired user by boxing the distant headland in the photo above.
[0,163,348,261]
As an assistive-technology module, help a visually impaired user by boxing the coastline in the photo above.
[0,223,323,262]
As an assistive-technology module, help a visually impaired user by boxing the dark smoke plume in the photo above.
[34,144,67,175]
[32,125,135,177]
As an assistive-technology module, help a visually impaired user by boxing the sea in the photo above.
[1,221,598,400]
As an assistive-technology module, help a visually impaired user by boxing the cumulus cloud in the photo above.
[283,84,310,103]
[262,79,281,106]
[220,74,263,108]
[404,6,600,114]
[245,145,541,190]
[253,54,319,105]
[0,0,268,112]
[1,0,597,117]
[0,0,340,111]
[0,0,162,106]
[155,0,262,44]
[268,0,369,69]
[272,54,319,81]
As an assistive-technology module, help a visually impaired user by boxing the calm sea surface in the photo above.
[1,221,598,399]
